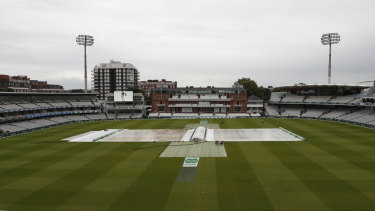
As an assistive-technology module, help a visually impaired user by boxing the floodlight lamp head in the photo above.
[321,33,340,45]
[76,35,95,46]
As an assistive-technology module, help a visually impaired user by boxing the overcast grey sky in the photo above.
[0,0,374,89]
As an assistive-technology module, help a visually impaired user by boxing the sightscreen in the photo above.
[114,91,133,102]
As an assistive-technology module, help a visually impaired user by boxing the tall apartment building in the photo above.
[92,60,139,99]
[139,79,177,97]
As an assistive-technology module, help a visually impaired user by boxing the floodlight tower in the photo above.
[76,35,94,93]
[321,33,340,84]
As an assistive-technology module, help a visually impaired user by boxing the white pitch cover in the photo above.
[114,91,133,102]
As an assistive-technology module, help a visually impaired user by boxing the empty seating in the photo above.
[148,113,159,118]
[304,96,332,103]
[131,113,143,119]
[280,108,302,117]
[69,101,93,106]
[117,114,131,119]
[227,113,249,118]
[214,113,227,117]
[159,113,172,118]
[0,104,23,110]
[329,95,356,104]
[86,114,107,120]
[336,110,368,121]
[269,92,284,103]
[18,103,41,109]
[34,103,52,108]
[30,119,57,126]
[0,124,24,133]
[65,115,89,121]
[172,113,199,118]
[350,111,375,124]
[320,110,349,119]
[49,117,72,123]
[281,94,305,103]
[11,121,40,130]
[49,102,71,107]
[200,113,214,117]
[301,109,328,118]
[265,105,279,116]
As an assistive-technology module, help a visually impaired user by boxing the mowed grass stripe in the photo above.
[239,142,329,210]
[150,119,191,129]
[303,120,375,154]
[123,119,167,129]
[54,143,167,211]
[109,158,181,211]
[236,118,275,129]
[164,158,219,211]
[287,140,375,200]
[0,143,121,208]
[218,118,245,129]
[0,143,97,189]
[9,142,146,210]
[216,142,274,211]
[0,142,72,166]
[264,142,375,210]
[280,119,375,175]
[300,119,375,148]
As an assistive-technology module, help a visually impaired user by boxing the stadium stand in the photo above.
[350,111,375,125]
[267,84,375,128]
[117,114,132,119]
[0,124,24,133]
[86,114,107,120]
[280,107,302,117]
[301,108,329,118]
[335,110,368,121]
[173,113,199,118]
[30,119,57,126]
[131,113,143,119]
[281,94,306,103]
[65,115,90,121]
[328,95,356,104]
[304,96,332,103]
[148,113,159,118]
[159,113,172,118]
[200,113,214,118]
[265,105,279,116]
[49,116,72,123]
[269,92,284,103]
[0,92,104,136]
[227,113,249,118]
[319,109,350,119]
[214,113,227,117]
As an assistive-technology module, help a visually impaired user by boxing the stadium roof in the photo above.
[0,92,98,96]
[273,84,370,92]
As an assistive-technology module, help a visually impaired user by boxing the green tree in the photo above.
[237,77,270,101]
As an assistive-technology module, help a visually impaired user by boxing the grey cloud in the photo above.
[0,0,374,89]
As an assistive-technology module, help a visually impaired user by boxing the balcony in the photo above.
[168,104,230,108]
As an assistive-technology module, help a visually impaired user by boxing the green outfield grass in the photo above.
[0,118,375,210]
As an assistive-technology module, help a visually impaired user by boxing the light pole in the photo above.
[76,35,94,93]
[321,33,340,84]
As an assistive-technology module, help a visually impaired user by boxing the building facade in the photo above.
[247,95,264,116]
[105,92,145,119]
[139,79,177,97]
[92,60,139,99]
[0,75,63,93]
[151,85,247,114]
